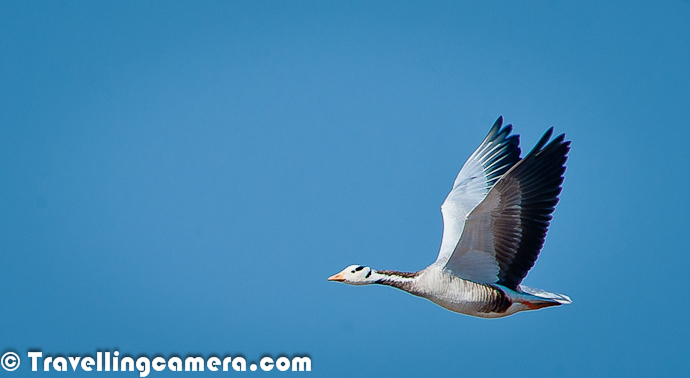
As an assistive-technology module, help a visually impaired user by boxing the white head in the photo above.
[328,265,377,285]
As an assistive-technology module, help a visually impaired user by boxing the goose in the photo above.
[328,117,571,318]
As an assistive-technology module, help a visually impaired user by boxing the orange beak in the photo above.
[328,272,345,282]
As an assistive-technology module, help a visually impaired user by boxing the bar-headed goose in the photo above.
[328,117,571,318]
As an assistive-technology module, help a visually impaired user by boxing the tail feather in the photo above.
[522,299,562,310]
[519,285,572,305]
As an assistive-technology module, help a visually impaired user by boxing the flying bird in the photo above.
[328,117,571,318]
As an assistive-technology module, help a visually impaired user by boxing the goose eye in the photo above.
[351,270,355,273]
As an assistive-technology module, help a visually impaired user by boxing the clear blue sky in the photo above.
[1,1,689,377]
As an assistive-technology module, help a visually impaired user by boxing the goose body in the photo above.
[328,117,571,318]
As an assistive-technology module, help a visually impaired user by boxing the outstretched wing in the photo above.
[443,128,570,289]
[433,117,521,266]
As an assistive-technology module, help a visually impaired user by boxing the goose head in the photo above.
[328,265,376,285]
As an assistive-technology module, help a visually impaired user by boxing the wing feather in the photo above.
[444,128,570,289]
[433,116,521,266]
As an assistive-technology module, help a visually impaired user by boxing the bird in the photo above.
[328,116,571,318]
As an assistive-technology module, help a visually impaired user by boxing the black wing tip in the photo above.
[485,116,519,147]
[528,127,554,156]
[505,132,519,145]
[491,119,571,158]
[493,116,513,137]
[497,124,515,143]
[490,116,503,133]
[526,128,572,159]
[483,116,503,143]
[545,133,571,160]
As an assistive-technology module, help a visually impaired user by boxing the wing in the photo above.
[443,128,570,289]
[433,116,521,266]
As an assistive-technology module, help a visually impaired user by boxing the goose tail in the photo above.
[519,285,572,305]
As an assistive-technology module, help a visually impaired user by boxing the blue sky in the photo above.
[1,1,689,377]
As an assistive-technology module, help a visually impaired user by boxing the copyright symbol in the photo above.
[1,352,20,371]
